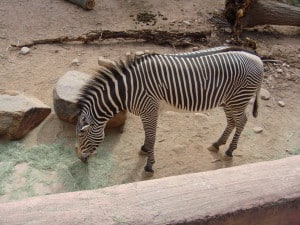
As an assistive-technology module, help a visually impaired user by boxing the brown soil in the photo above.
[0,0,299,201]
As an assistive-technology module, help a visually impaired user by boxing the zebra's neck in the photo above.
[78,67,128,120]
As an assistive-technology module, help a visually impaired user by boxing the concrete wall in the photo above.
[0,156,299,225]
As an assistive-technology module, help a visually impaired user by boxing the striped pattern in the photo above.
[75,46,264,173]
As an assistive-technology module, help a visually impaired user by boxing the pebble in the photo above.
[71,58,80,66]
[20,47,30,55]
[192,47,199,51]
[98,56,116,67]
[277,101,285,107]
[260,88,271,100]
[125,51,132,61]
[183,20,192,26]
[276,68,283,73]
[282,63,290,68]
[253,126,263,133]
[249,98,255,104]
[224,27,232,33]
[135,51,144,56]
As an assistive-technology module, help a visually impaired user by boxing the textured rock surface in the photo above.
[53,71,126,128]
[0,90,51,140]
[0,156,299,225]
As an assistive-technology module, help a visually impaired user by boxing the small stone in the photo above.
[71,58,80,66]
[224,27,232,33]
[192,47,199,51]
[98,56,116,68]
[20,47,30,55]
[276,68,283,73]
[282,63,287,67]
[125,51,132,61]
[253,126,263,133]
[277,101,285,107]
[135,51,144,56]
[260,88,271,100]
[249,98,255,104]
[183,20,192,26]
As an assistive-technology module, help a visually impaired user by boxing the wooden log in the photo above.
[225,0,300,40]
[240,0,300,28]
[0,156,299,225]
[66,0,95,10]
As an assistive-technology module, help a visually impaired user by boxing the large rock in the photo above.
[0,90,51,140]
[53,71,126,128]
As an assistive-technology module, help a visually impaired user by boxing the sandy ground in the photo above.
[0,0,299,202]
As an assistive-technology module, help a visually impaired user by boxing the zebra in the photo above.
[75,46,263,173]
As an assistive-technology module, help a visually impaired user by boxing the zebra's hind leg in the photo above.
[140,111,159,173]
[208,107,235,152]
[224,110,248,159]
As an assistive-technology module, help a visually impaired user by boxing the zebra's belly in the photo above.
[160,87,225,112]
[159,97,224,113]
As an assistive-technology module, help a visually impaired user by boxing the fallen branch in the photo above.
[10,29,210,48]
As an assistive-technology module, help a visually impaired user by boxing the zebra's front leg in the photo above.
[140,111,158,173]
[208,107,235,152]
[224,111,247,159]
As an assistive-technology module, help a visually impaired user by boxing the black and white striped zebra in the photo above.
[75,46,263,173]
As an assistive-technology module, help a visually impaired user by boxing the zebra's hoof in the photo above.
[223,154,233,161]
[207,144,219,152]
[225,150,233,157]
[142,171,154,178]
[144,165,154,173]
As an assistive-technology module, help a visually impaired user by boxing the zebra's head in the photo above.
[75,111,106,162]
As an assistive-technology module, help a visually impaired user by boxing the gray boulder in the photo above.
[53,71,126,128]
[0,90,51,140]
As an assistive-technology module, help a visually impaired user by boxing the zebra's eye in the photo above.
[80,124,90,132]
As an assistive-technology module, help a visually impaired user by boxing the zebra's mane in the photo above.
[76,53,154,110]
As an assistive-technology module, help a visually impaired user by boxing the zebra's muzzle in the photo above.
[75,144,96,162]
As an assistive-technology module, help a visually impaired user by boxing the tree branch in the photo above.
[10,29,210,48]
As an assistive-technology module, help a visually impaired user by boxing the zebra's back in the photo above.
[137,51,263,112]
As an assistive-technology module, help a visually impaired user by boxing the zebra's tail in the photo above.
[252,87,261,118]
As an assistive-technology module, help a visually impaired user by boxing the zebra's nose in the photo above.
[80,155,88,163]
[75,144,89,163]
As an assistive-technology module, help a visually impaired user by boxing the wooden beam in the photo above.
[0,156,299,225]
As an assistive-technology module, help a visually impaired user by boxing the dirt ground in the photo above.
[0,0,299,202]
